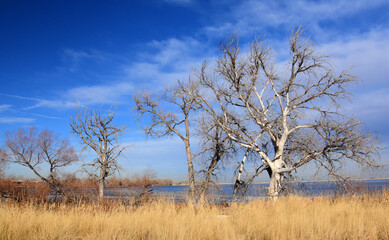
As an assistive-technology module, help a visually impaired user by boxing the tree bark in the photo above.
[199,155,219,203]
[184,140,195,201]
[99,178,105,200]
[27,163,64,196]
[232,149,249,201]
[99,165,106,200]
[268,171,282,200]
[267,159,284,201]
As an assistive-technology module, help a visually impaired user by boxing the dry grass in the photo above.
[0,192,388,240]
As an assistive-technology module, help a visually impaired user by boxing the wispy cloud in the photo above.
[147,37,203,66]
[0,97,60,120]
[0,104,11,112]
[67,82,133,105]
[62,49,107,72]
[0,117,35,124]
[25,82,133,110]
[24,100,75,110]
[0,93,43,102]
[1,80,133,110]
[31,113,61,120]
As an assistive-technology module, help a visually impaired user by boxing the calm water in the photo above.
[106,179,389,202]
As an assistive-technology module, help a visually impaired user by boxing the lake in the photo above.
[105,179,389,202]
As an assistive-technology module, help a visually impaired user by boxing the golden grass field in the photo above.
[0,192,388,240]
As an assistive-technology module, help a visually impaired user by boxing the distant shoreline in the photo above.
[173,178,389,186]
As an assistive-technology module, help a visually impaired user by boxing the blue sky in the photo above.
[1,0,388,181]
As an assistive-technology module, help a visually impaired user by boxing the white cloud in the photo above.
[68,82,133,105]
[317,29,389,86]
[0,117,35,124]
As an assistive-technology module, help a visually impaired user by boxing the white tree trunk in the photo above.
[99,164,106,200]
[99,178,105,200]
[268,172,282,200]
[268,159,284,200]
[185,140,195,201]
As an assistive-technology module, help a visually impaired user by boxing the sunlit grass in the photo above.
[0,191,388,240]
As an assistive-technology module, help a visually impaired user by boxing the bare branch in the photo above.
[3,126,78,195]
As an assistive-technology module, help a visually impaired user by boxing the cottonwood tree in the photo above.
[2,126,78,194]
[134,80,199,200]
[194,28,380,200]
[70,107,127,199]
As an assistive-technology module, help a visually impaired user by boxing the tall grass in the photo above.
[0,191,388,240]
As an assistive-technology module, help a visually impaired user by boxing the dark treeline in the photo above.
[0,174,173,189]
[60,174,173,188]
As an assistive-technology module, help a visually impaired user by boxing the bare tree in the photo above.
[70,107,127,199]
[194,28,380,200]
[3,126,78,195]
[139,167,158,187]
[134,79,199,200]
